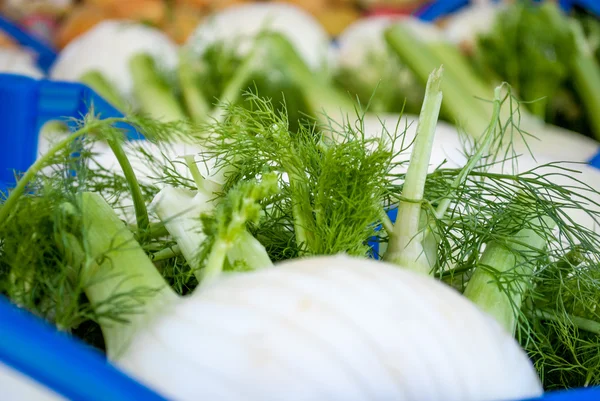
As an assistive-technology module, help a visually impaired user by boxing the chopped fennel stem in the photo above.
[379,206,394,235]
[227,230,273,271]
[151,245,181,262]
[151,186,215,277]
[409,85,506,273]
[178,50,210,124]
[383,66,443,274]
[129,53,186,122]
[80,70,128,112]
[184,155,206,191]
[384,24,492,140]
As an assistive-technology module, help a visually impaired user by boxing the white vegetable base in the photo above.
[118,255,543,401]
[29,118,600,400]
[443,3,504,46]
[49,20,179,101]
[333,15,396,71]
[364,113,600,169]
[186,3,330,71]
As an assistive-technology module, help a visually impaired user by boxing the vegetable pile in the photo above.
[35,1,600,166]
[472,2,600,141]
[2,60,600,400]
[372,1,600,143]
[2,1,600,400]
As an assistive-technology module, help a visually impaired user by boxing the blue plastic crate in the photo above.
[0,296,168,401]
[415,0,600,21]
[0,73,143,192]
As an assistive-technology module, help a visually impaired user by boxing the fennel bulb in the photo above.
[333,16,424,114]
[49,20,178,105]
[3,65,600,397]
[115,254,542,401]
[334,16,396,72]
[182,3,337,128]
[149,185,216,270]
[186,3,330,72]
[78,192,544,401]
[442,2,504,51]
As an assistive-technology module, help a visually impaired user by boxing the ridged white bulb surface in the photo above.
[118,254,543,401]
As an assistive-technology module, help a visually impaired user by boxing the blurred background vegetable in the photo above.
[49,20,181,117]
[471,1,600,140]
[1,0,598,162]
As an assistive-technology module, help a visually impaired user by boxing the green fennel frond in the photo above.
[199,93,407,258]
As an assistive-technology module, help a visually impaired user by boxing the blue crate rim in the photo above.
[0,295,168,401]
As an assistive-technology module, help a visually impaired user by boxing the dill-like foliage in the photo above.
[0,117,192,349]
[0,137,116,349]
[447,164,600,389]
[199,93,407,258]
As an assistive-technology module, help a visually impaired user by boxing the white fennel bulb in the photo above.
[443,3,504,49]
[186,3,330,71]
[49,20,178,101]
[0,48,44,78]
[0,362,65,401]
[334,16,395,71]
[513,121,600,164]
[364,112,600,176]
[116,254,542,401]
[333,16,443,74]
